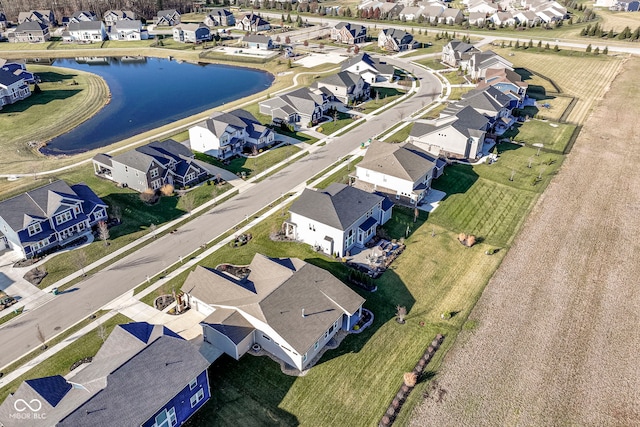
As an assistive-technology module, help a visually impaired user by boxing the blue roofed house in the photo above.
[182,253,366,371]
[0,180,107,259]
[378,28,418,52]
[0,68,31,110]
[92,139,209,192]
[173,23,210,43]
[284,183,393,257]
[188,109,275,159]
[0,322,211,427]
[0,59,37,84]
[156,9,181,26]
[331,22,366,45]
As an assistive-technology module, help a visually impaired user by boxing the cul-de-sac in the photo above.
[0,1,638,426]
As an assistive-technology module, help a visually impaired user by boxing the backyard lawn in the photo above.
[318,111,358,135]
[195,144,302,178]
[503,119,577,153]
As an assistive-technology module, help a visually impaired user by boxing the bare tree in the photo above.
[149,223,157,238]
[97,221,109,246]
[74,250,88,276]
[36,323,47,350]
[97,321,108,343]
[181,192,195,216]
[111,205,122,224]
[414,207,419,223]
[396,305,407,324]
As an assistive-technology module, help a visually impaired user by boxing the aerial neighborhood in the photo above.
[0,0,634,426]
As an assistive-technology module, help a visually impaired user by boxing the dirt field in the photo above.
[410,56,640,426]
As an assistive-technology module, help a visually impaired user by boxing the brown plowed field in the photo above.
[410,57,640,426]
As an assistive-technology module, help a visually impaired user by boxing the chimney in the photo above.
[302,308,306,318]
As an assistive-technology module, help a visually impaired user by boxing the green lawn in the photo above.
[503,119,577,153]
[313,157,363,189]
[361,87,406,114]
[449,86,474,100]
[384,123,414,143]
[195,144,302,178]
[441,71,468,85]
[414,58,449,70]
[0,313,131,404]
[318,111,358,135]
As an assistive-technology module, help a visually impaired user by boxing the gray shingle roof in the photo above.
[15,21,48,32]
[411,105,489,139]
[317,70,361,89]
[359,140,435,182]
[183,254,364,354]
[290,183,384,231]
[202,308,255,344]
[243,34,271,44]
[68,21,102,31]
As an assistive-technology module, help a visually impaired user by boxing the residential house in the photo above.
[173,23,210,43]
[204,8,235,26]
[0,12,7,30]
[441,39,480,68]
[410,105,490,159]
[259,87,331,129]
[444,86,515,134]
[467,0,499,14]
[92,139,209,192]
[468,11,488,26]
[156,9,181,26]
[69,10,97,23]
[314,71,367,104]
[489,11,517,26]
[514,10,541,26]
[0,68,31,110]
[467,50,513,80]
[107,20,148,41]
[103,9,136,26]
[0,59,37,84]
[63,21,107,43]
[398,6,423,21]
[341,52,395,83]
[285,183,393,257]
[476,67,528,107]
[17,10,56,26]
[243,34,273,50]
[440,8,465,24]
[355,140,445,205]
[10,21,50,43]
[0,180,107,259]
[331,22,366,45]
[235,13,271,32]
[422,4,446,22]
[0,322,211,427]
[378,28,418,52]
[182,253,365,371]
[188,109,275,159]
[359,1,404,19]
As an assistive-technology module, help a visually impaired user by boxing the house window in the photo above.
[151,179,162,190]
[150,168,159,178]
[314,340,319,350]
[185,172,196,182]
[303,353,307,362]
[190,388,205,408]
[189,377,198,390]
[308,223,315,231]
[27,222,42,236]
[55,211,73,225]
[74,206,80,214]
[124,166,128,172]
[153,407,177,427]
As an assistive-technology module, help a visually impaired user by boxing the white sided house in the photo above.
[285,183,393,257]
[341,52,395,84]
[354,140,445,206]
[188,109,275,159]
[64,21,107,42]
[107,20,148,41]
[182,253,365,371]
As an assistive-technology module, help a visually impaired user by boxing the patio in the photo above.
[347,238,405,278]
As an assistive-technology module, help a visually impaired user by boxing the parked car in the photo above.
[0,296,17,310]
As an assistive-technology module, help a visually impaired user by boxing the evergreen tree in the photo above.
[286,13,292,24]
[593,46,600,54]
[545,42,550,50]
[515,40,520,49]
[585,43,592,53]
[607,29,614,38]
[528,39,533,48]
[603,46,608,55]
[537,40,542,48]
[553,44,559,52]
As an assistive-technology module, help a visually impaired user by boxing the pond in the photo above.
[40,56,273,155]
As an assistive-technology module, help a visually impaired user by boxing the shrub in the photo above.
[160,184,174,196]
[466,235,476,247]
[403,372,417,387]
[140,189,156,204]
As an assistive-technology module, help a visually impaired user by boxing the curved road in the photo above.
[0,58,441,368]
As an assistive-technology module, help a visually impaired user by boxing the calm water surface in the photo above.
[41,57,273,155]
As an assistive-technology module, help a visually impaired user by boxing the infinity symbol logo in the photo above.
[14,398,42,412]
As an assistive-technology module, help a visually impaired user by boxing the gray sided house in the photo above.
[11,21,50,43]
[0,180,107,259]
[313,71,368,105]
[243,34,273,50]
[0,322,211,427]
[443,85,515,135]
[92,139,208,192]
[285,183,393,257]
[410,105,490,160]
[173,23,210,43]
[259,87,332,129]
[182,253,365,371]
[204,8,235,26]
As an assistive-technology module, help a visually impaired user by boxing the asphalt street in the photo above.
[0,59,441,368]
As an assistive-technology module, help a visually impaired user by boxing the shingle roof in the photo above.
[243,34,271,44]
[290,183,384,231]
[202,308,255,344]
[15,21,48,32]
[68,21,102,31]
[411,106,489,139]
[0,68,25,86]
[183,254,364,354]
[317,70,361,89]
[359,140,435,183]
